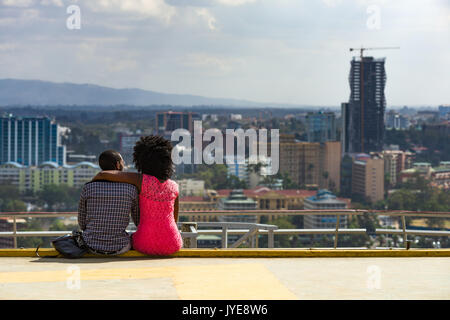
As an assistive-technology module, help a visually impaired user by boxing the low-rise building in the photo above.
[225,156,249,183]
[303,189,348,229]
[179,187,352,224]
[218,189,258,223]
[400,161,450,190]
[0,217,26,248]
[119,133,142,164]
[176,179,205,197]
[0,218,13,248]
[399,162,433,184]
[431,162,450,190]
[0,161,100,192]
[374,150,414,186]
[385,110,410,130]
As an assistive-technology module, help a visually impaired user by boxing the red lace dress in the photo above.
[131,175,183,255]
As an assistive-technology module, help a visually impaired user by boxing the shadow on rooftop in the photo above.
[30,256,176,264]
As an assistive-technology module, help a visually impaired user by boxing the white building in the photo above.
[303,189,348,229]
[176,179,205,197]
[225,156,248,182]
[0,161,101,192]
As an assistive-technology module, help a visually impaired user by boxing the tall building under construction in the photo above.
[342,56,387,154]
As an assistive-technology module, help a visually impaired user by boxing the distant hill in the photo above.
[0,79,307,108]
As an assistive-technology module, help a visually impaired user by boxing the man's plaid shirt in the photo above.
[78,181,140,253]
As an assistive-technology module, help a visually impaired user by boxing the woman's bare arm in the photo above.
[92,171,143,193]
[174,196,179,224]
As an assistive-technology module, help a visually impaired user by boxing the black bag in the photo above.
[51,231,88,259]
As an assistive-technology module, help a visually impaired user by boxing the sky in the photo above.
[0,0,449,106]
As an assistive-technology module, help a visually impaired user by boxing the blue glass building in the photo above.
[0,114,66,166]
[305,112,336,143]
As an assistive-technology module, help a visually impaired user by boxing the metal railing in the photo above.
[0,210,449,249]
[177,222,278,248]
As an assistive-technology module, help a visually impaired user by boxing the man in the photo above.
[77,150,139,255]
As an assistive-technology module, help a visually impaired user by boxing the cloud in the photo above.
[165,0,212,7]
[177,53,247,81]
[216,0,258,6]
[321,0,342,7]
[0,0,448,105]
[39,0,63,6]
[85,0,177,23]
[1,0,34,6]
[196,8,217,30]
[0,43,17,51]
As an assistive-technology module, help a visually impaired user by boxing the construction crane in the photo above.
[349,46,399,152]
[349,46,400,59]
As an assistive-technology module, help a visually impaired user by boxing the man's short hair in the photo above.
[99,150,122,170]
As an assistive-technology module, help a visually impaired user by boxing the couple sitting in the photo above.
[77,135,182,256]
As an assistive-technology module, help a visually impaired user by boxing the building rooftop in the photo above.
[180,196,205,202]
[217,188,317,198]
[305,189,346,205]
[0,161,100,169]
[0,250,448,299]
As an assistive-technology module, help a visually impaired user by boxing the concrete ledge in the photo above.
[0,248,449,258]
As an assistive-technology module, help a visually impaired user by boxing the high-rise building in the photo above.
[319,141,341,192]
[0,114,66,166]
[278,135,341,191]
[341,102,350,155]
[155,111,200,136]
[343,56,386,153]
[351,154,384,203]
[305,111,336,143]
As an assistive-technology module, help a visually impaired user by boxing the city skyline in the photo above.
[0,0,449,107]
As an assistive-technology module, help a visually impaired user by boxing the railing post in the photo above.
[13,216,17,249]
[181,222,197,249]
[268,229,274,248]
[222,226,228,248]
[251,234,256,248]
[334,214,340,249]
[401,215,407,249]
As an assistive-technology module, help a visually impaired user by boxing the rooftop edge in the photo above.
[0,248,449,258]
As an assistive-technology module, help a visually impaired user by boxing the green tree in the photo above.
[178,164,248,190]
[268,217,298,248]
[37,184,81,210]
[3,199,27,212]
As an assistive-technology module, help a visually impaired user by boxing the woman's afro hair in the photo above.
[133,135,174,181]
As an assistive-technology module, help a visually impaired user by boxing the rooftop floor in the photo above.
[0,249,449,300]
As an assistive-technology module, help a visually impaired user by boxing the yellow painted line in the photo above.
[172,263,297,300]
[0,248,450,258]
[0,263,298,300]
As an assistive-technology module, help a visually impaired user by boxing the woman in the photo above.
[93,135,182,255]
